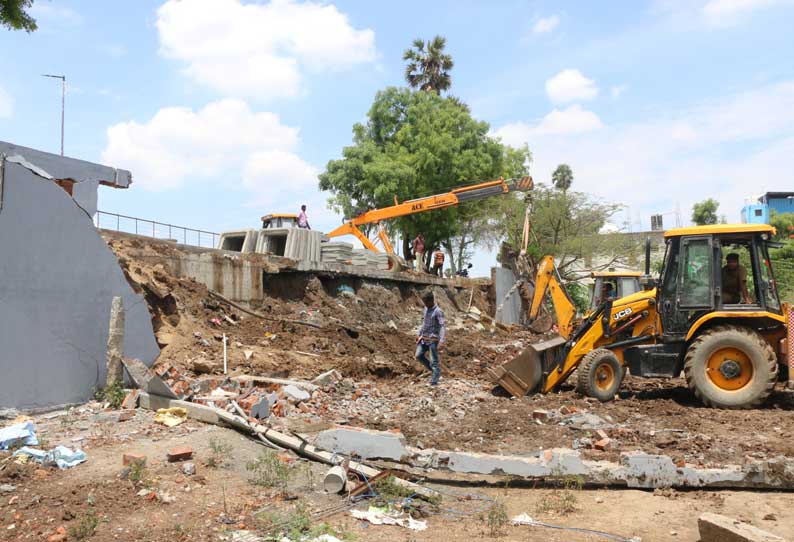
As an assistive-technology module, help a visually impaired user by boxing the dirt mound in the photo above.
[106,237,517,382]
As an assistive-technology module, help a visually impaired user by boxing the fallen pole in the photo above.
[137,392,435,498]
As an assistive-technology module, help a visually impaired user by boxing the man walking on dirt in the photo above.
[412,234,425,272]
[415,292,445,386]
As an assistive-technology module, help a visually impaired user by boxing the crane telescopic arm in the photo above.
[326,176,534,253]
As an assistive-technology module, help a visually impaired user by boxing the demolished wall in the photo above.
[0,149,159,410]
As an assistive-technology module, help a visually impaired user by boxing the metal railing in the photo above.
[94,210,219,248]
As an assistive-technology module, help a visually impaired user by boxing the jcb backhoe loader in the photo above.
[488,224,789,409]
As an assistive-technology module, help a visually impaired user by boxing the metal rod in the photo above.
[42,74,65,155]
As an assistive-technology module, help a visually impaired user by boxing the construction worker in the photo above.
[722,253,751,304]
[412,234,425,272]
[415,292,445,386]
[432,249,445,277]
[297,204,310,229]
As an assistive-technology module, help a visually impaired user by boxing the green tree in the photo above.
[403,36,453,94]
[502,184,625,279]
[552,163,573,192]
[769,210,794,240]
[319,87,530,270]
[691,198,720,225]
[1,0,36,32]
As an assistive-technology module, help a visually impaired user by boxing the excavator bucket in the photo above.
[487,335,567,396]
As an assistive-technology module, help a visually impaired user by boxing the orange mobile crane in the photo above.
[326,176,534,254]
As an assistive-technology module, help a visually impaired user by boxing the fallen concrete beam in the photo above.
[231,375,318,392]
[698,513,786,542]
[306,427,794,490]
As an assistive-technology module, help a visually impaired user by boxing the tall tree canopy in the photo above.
[1,0,36,32]
[319,87,530,270]
[552,163,573,191]
[402,36,453,94]
[691,198,720,225]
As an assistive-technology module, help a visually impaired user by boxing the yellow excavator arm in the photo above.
[529,255,577,340]
[326,176,533,253]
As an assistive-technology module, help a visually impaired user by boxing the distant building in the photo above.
[760,192,794,215]
[741,192,794,224]
[741,203,768,224]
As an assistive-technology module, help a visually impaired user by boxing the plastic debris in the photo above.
[350,506,427,531]
[12,445,86,469]
[0,421,38,450]
[153,407,188,427]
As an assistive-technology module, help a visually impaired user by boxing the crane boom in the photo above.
[327,176,533,253]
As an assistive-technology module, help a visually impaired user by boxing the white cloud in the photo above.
[102,99,313,193]
[545,69,599,104]
[0,85,13,118]
[492,81,794,226]
[156,0,376,100]
[610,85,628,99]
[493,105,604,142]
[532,15,560,34]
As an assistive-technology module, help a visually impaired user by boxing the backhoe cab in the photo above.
[489,224,787,409]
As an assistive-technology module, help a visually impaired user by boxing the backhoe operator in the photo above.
[722,253,751,304]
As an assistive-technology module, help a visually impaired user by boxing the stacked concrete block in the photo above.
[351,249,390,270]
[284,228,322,263]
[255,228,290,255]
[217,229,259,253]
[321,242,354,264]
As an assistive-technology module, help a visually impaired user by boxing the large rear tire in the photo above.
[576,349,623,402]
[683,325,777,409]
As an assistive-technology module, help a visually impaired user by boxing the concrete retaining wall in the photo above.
[0,156,158,409]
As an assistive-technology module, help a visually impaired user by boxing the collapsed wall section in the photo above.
[0,159,159,410]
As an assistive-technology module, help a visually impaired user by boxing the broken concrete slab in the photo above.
[0,156,158,410]
[315,426,410,461]
[698,513,786,542]
[122,359,179,399]
[402,446,794,490]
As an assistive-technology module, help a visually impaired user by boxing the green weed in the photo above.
[68,510,99,540]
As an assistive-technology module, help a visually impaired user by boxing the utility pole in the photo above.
[42,74,65,155]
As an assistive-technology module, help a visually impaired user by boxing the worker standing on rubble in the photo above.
[432,249,445,277]
[412,233,425,272]
[415,292,445,386]
[297,204,311,229]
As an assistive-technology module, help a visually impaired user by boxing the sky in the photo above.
[1,0,794,276]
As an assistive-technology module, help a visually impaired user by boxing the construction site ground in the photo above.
[2,236,792,541]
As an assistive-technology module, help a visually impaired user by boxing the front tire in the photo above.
[576,349,623,402]
[683,325,777,409]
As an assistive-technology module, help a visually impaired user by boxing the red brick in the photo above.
[123,453,147,467]
[118,411,135,422]
[595,429,609,440]
[166,446,194,462]
[594,438,611,451]
[121,389,140,410]
[532,409,550,421]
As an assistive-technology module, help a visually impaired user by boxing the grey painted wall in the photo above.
[0,161,158,409]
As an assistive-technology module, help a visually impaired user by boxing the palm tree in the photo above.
[552,164,574,192]
[403,36,453,94]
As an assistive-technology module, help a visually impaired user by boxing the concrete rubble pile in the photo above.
[120,360,794,491]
